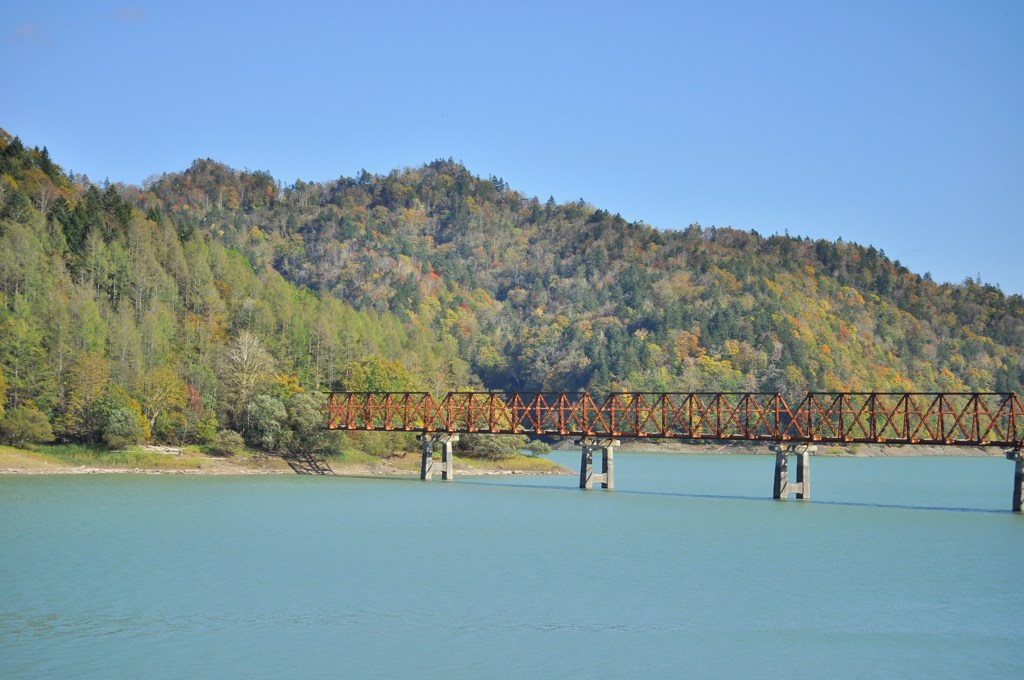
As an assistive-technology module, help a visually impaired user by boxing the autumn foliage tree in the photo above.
[0,127,1021,457]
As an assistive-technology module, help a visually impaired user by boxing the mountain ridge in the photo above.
[140,155,1024,396]
[1,128,1021,450]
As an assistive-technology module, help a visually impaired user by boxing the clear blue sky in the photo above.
[4,1,1022,294]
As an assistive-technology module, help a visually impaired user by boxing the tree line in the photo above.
[1,129,1021,454]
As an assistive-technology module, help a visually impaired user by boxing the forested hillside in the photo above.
[1,128,1022,450]
[0,131,465,452]
[142,155,1024,397]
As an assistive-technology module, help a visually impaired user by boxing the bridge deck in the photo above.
[326,391,1024,448]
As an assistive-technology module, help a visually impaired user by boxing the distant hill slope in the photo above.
[1,129,1021,451]
[143,157,1022,397]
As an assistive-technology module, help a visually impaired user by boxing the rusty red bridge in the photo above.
[325,391,1024,511]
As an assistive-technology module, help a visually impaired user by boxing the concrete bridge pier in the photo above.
[418,434,459,481]
[772,443,814,500]
[1007,448,1023,512]
[578,439,619,490]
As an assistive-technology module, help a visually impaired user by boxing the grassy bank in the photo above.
[0,443,293,474]
[32,444,203,470]
[477,453,569,473]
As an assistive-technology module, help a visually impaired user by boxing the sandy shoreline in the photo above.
[0,448,576,477]
[0,441,1010,477]
[0,466,574,476]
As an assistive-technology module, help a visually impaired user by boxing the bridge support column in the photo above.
[1007,448,1023,512]
[772,444,814,500]
[578,439,619,490]
[418,434,459,481]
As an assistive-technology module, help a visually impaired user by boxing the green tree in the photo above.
[178,385,218,445]
[137,366,187,432]
[0,405,54,447]
[93,387,150,445]
[207,429,245,457]
[525,439,551,457]
[103,407,144,449]
[0,218,47,306]
[278,391,333,456]
[457,433,529,460]
[56,352,111,441]
[0,311,48,409]
[342,356,417,392]
[219,331,276,431]
[243,394,286,451]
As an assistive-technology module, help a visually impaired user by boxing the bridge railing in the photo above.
[325,390,1024,447]
[784,392,1023,445]
[596,392,789,439]
[326,392,436,431]
[437,391,590,434]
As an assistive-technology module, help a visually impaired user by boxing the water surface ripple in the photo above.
[2,453,1021,678]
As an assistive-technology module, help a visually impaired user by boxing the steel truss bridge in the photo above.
[325,391,1024,511]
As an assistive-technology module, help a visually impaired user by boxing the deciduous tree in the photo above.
[0,405,54,447]
[137,366,186,431]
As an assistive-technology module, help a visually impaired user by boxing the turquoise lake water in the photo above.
[2,452,1022,678]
